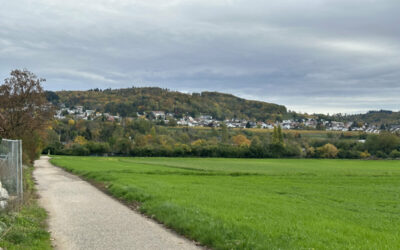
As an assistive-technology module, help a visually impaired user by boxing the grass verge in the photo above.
[0,167,52,250]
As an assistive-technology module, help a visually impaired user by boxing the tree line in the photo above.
[45,117,400,159]
[2,69,399,161]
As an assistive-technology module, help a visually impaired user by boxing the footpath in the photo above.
[34,156,200,250]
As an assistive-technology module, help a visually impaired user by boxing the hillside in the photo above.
[341,110,400,126]
[46,87,287,121]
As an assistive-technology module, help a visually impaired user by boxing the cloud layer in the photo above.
[1,0,399,113]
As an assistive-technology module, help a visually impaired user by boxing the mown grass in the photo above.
[51,156,400,249]
[0,167,52,250]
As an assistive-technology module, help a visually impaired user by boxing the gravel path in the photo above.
[34,156,201,250]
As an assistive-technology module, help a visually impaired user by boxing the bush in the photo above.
[317,143,338,158]
[268,143,286,158]
[389,150,400,159]
[86,142,110,155]
[365,133,400,154]
[338,149,361,159]
[306,146,315,158]
[359,151,371,159]
[375,151,388,158]
[70,144,90,156]
[284,143,302,157]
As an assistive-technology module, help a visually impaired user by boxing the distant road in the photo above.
[34,156,200,250]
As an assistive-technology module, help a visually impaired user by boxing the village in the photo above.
[54,106,400,134]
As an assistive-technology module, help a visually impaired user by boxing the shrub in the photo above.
[359,151,371,159]
[389,150,400,159]
[268,143,286,158]
[338,149,361,159]
[284,143,302,157]
[306,146,315,158]
[86,142,110,155]
[375,151,388,158]
[70,144,90,156]
[232,135,251,147]
[317,143,338,158]
[365,133,400,154]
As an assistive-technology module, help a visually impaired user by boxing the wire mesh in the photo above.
[0,139,23,201]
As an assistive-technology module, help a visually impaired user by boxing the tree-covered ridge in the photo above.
[342,110,400,126]
[49,87,287,121]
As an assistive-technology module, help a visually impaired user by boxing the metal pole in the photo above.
[19,140,23,201]
[13,140,17,197]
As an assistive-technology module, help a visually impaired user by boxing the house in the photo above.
[177,119,188,126]
[282,120,294,130]
[200,115,212,120]
[85,110,95,117]
[151,111,166,120]
[328,121,346,131]
[75,106,84,114]
[305,119,317,128]
[390,125,400,132]
[263,123,274,129]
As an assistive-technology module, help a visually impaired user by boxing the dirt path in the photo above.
[33,156,201,250]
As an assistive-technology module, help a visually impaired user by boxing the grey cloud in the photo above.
[1,0,399,113]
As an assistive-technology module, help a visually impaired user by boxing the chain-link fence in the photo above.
[0,139,23,201]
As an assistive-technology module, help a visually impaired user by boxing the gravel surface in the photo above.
[34,156,201,250]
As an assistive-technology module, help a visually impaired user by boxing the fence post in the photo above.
[19,140,23,201]
[13,140,18,199]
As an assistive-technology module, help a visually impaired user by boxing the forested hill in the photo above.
[46,87,287,121]
[340,110,400,126]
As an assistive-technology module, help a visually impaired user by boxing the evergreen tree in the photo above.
[272,126,278,144]
[272,125,284,145]
[277,125,284,144]
[220,123,229,143]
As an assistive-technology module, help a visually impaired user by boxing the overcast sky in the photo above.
[1,0,399,114]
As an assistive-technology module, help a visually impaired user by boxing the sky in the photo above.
[1,0,399,114]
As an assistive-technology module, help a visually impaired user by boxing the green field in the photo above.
[50,157,400,249]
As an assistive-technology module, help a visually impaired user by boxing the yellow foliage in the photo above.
[191,139,207,147]
[68,119,75,126]
[232,135,251,147]
[306,146,315,157]
[74,136,88,145]
[318,143,338,158]
[360,151,371,159]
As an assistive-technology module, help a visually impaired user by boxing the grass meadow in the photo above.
[50,157,400,249]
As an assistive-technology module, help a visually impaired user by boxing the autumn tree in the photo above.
[317,143,338,158]
[0,69,54,162]
[232,134,251,147]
